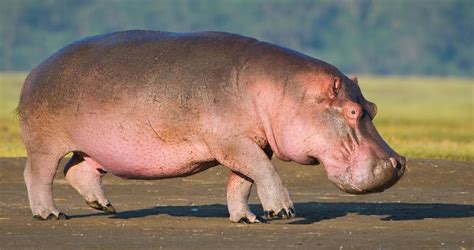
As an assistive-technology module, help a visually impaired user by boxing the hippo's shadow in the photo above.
[70,202,474,224]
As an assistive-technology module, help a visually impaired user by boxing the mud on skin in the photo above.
[18,30,406,222]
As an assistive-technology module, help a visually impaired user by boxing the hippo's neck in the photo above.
[239,41,338,161]
[237,42,301,161]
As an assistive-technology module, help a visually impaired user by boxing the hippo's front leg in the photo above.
[217,139,295,222]
[226,171,266,223]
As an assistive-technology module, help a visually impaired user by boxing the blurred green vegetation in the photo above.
[0,0,473,76]
[0,73,472,161]
[0,73,24,156]
[359,76,473,161]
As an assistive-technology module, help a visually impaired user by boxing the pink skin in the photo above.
[64,154,115,213]
[268,74,406,194]
[18,31,405,222]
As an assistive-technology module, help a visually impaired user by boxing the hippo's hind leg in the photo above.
[64,153,115,214]
[24,151,68,220]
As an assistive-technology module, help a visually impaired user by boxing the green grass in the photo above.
[359,76,473,161]
[0,73,24,156]
[0,73,473,161]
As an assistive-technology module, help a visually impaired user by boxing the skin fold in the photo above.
[18,30,406,222]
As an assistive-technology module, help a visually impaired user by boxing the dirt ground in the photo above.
[0,157,472,249]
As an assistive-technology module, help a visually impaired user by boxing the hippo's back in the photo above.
[18,30,259,119]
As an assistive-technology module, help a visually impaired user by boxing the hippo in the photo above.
[18,30,406,223]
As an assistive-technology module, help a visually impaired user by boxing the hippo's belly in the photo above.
[69,115,216,179]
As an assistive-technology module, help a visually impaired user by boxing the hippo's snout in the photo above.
[330,155,407,195]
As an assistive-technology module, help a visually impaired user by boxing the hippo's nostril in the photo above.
[389,157,401,170]
[400,156,407,166]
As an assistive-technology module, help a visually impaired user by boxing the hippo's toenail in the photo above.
[237,217,251,224]
[288,207,295,217]
[104,204,116,214]
[86,200,102,210]
[264,210,275,218]
[277,209,289,219]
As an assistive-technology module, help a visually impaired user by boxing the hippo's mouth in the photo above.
[326,159,406,195]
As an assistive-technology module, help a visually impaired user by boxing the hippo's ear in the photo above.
[329,76,341,99]
[351,76,358,85]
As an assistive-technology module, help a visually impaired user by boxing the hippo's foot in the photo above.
[259,185,296,220]
[33,212,69,221]
[221,140,296,223]
[86,201,116,214]
[237,215,267,224]
[229,207,267,224]
[65,153,114,214]
[24,153,70,222]
[227,171,266,224]
[263,207,295,220]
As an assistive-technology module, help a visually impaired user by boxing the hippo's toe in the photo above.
[103,203,116,214]
[264,207,296,220]
[236,216,267,224]
[277,209,289,218]
[263,210,275,218]
[86,201,116,214]
[237,217,251,224]
[33,212,69,221]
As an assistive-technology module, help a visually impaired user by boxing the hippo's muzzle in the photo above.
[329,155,407,194]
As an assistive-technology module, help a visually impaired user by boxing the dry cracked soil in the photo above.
[0,157,473,249]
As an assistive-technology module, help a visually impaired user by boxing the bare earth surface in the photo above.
[0,157,473,249]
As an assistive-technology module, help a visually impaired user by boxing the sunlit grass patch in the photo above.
[0,73,25,156]
[359,76,473,161]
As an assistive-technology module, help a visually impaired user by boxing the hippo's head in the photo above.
[272,70,406,194]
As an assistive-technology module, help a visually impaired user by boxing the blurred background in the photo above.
[1,0,473,75]
[0,0,473,161]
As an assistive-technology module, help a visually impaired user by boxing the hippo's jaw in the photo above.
[309,114,407,194]
[327,159,406,194]
[322,142,407,194]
